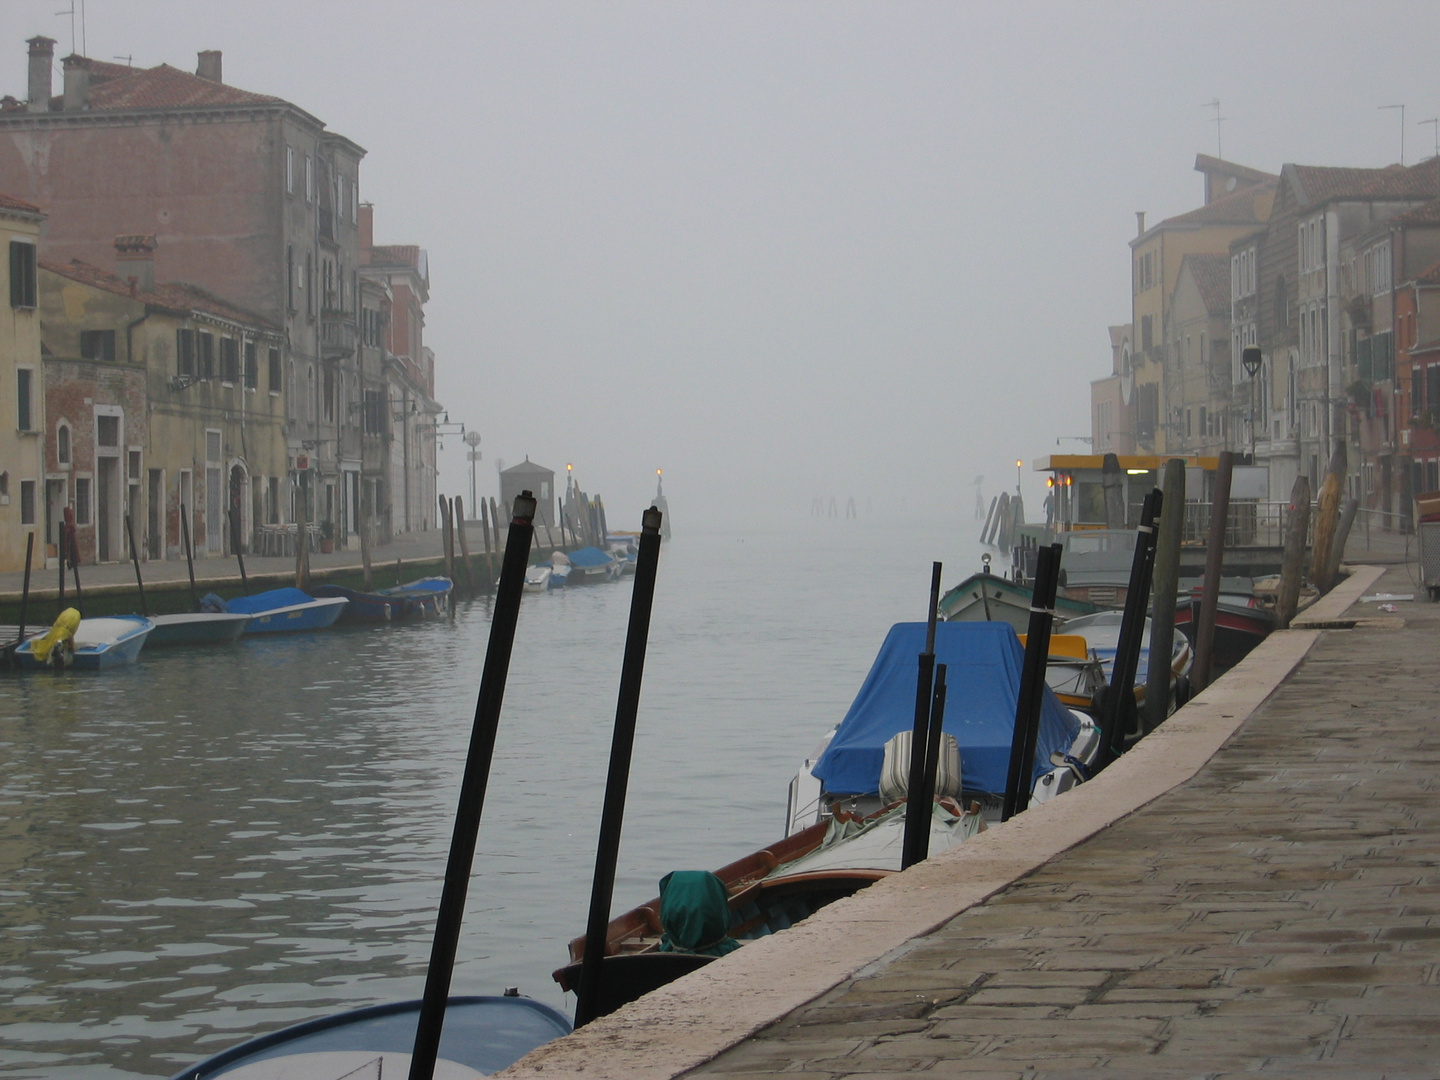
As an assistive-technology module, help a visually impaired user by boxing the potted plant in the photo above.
[319,518,335,554]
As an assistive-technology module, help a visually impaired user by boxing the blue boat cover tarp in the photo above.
[567,546,613,567]
[223,587,314,615]
[812,622,1080,797]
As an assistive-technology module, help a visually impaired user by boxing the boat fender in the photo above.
[31,608,81,665]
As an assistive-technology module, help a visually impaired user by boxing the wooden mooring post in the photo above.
[360,486,374,591]
[1275,474,1312,629]
[1310,441,1347,594]
[454,496,477,597]
[1192,450,1234,692]
[479,497,495,590]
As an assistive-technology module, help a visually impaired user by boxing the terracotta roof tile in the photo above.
[39,257,278,329]
[1193,154,1277,187]
[367,244,421,268]
[1353,156,1440,199]
[0,191,42,214]
[1414,259,1440,287]
[1159,178,1276,228]
[79,63,281,112]
[1393,197,1440,226]
[1182,253,1232,316]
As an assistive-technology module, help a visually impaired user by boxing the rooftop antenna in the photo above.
[1420,118,1439,161]
[55,1,76,56]
[112,55,133,67]
[1202,99,1224,160]
[1382,104,1406,166]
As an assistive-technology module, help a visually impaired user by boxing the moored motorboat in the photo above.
[312,577,453,622]
[786,621,1091,836]
[1057,609,1193,709]
[145,611,253,647]
[164,995,571,1079]
[13,612,154,669]
[217,588,348,634]
[523,563,553,592]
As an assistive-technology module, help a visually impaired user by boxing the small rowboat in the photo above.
[164,995,571,1079]
[221,588,348,635]
[13,614,154,669]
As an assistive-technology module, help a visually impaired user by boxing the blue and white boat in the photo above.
[785,621,1094,835]
[165,994,571,1079]
[567,546,621,583]
[13,614,154,670]
[311,577,453,622]
[219,588,348,635]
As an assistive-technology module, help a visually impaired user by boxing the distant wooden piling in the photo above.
[180,504,199,611]
[1310,442,1347,593]
[1276,475,1312,629]
[294,486,310,591]
[455,496,477,597]
[360,486,374,591]
[1143,460,1185,733]
[479,497,495,589]
[490,497,502,557]
[125,514,148,616]
[1192,450,1234,692]
[439,495,456,584]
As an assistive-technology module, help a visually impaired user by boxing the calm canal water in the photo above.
[0,518,986,1079]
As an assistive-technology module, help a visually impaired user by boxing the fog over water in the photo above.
[6,1,1440,523]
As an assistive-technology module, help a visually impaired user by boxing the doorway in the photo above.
[148,470,163,558]
[97,456,120,561]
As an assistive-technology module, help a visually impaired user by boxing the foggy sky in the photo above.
[6,1,1439,529]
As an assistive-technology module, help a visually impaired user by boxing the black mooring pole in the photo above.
[125,514,148,616]
[1095,491,1162,770]
[1002,542,1063,821]
[229,510,250,595]
[180,504,200,612]
[408,492,537,1080]
[68,518,83,614]
[17,530,34,641]
[57,522,66,613]
[908,663,949,861]
[901,562,943,871]
[574,506,666,1028]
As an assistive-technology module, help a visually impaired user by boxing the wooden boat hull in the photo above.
[13,616,153,669]
[146,612,253,647]
[164,995,571,1079]
[1173,596,1276,670]
[940,573,1096,632]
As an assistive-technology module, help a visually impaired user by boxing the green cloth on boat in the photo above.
[657,871,740,957]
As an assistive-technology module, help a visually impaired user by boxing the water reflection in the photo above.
[0,521,982,1078]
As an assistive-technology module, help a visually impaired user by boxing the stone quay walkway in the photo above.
[502,562,1440,1080]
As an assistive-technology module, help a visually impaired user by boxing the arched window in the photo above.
[57,423,71,466]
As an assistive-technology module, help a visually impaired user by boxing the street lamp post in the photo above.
[1015,459,1023,498]
[464,430,482,521]
[1242,346,1262,465]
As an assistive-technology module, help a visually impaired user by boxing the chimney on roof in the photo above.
[62,53,89,111]
[27,36,54,112]
[358,203,374,254]
[115,234,157,295]
[1135,211,1146,237]
[196,50,222,83]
